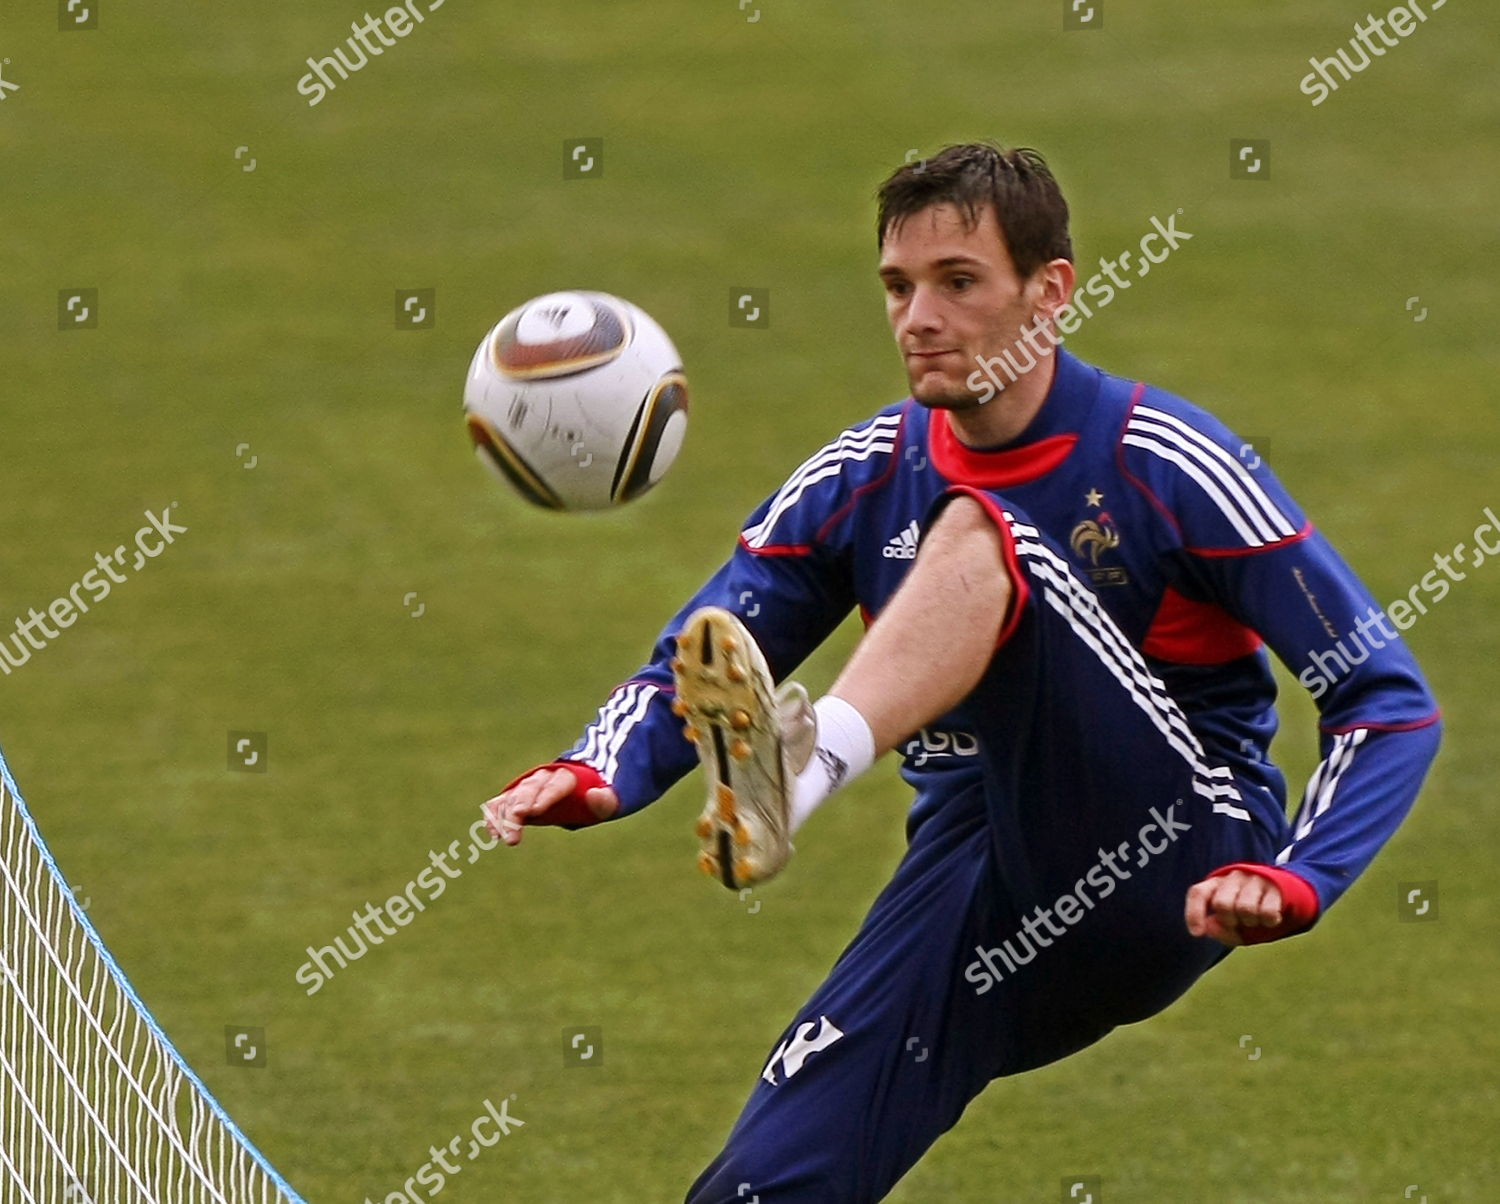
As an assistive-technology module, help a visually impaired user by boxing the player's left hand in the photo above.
[481,764,619,846]
[1184,869,1284,946]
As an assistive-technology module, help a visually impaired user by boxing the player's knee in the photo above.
[927,493,992,541]
[923,495,1006,565]
[919,496,1013,597]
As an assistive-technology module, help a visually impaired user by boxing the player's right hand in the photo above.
[482,765,619,846]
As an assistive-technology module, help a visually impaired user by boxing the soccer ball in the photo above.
[463,291,690,511]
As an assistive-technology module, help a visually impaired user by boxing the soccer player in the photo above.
[482,144,1441,1202]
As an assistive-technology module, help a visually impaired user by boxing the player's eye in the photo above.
[884,279,911,297]
[949,275,975,292]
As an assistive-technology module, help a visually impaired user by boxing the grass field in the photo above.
[1,1,1497,1200]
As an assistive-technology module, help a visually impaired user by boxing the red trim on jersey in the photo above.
[1115,382,1185,538]
[941,485,1032,649]
[1186,522,1315,558]
[1205,863,1320,943]
[738,536,813,557]
[1141,586,1263,665]
[816,408,910,543]
[500,761,612,827]
[1320,711,1441,736]
[929,410,1078,488]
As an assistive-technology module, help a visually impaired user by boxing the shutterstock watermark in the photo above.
[362,1095,524,1203]
[296,1,446,107]
[0,506,187,677]
[966,211,1193,403]
[1298,504,1498,699]
[295,818,498,995]
[964,802,1192,994]
[1299,0,1448,107]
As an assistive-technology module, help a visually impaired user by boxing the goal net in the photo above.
[0,746,306,1203]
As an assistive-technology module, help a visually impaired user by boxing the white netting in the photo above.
[0,754,305,1203]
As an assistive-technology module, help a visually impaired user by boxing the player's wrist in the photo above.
[1207,862,1321,943]
[505,761,616,828]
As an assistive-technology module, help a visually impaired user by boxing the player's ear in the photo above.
[1031,257,1076,322]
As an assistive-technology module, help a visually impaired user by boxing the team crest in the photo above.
[1070,510,1129,586]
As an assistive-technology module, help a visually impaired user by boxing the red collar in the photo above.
[928,409,1078,487]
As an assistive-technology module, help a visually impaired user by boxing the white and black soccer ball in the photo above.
[463,291,690,511]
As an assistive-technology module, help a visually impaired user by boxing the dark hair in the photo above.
[876,142,1073,277]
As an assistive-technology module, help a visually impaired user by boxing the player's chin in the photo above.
[909,368,984,411]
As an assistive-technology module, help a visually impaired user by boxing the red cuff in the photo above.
[1206,863,1321,944]
[501,761,611,828]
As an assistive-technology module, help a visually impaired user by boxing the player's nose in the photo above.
[902,283,945,334]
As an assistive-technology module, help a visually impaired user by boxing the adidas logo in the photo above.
[882,520,920,560]
[815,746,849,791]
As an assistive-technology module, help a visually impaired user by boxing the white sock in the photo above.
[789,695,876,835]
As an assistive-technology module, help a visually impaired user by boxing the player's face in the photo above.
[878,203,1044,410]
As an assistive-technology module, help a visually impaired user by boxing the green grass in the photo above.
[0,1,1496,1199]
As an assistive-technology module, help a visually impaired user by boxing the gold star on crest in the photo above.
[1085,488,1103,508]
